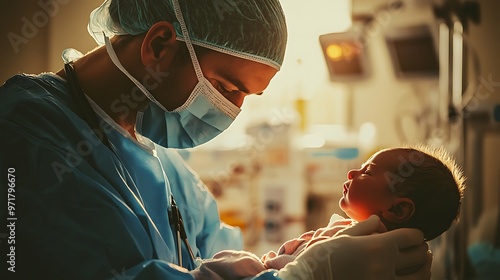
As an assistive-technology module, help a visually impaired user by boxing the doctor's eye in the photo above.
[215,82,232,94]
[220,86,231,94]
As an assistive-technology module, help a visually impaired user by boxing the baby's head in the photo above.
[339,145,466,240]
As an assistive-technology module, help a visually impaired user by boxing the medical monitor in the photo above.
[385,25,439,79]
[319,30,370,82]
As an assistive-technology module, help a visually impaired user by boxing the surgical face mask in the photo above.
[103,0,241,149]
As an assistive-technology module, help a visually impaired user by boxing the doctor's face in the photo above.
[339,149,401,222]
[154,45,279,111]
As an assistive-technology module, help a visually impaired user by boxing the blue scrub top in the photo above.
[0,74,280,279]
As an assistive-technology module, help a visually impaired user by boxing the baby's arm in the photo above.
[262,214,354,270]
[261,230,315,269]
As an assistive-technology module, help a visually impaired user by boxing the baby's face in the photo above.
[339,149,401,221]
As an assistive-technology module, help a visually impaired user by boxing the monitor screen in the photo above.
[328,41,364,75]
[319,32,369,82]
[385,25,439,79]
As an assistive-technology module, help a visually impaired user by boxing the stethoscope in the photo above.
[63,61,197,268]
[169,194,196,267]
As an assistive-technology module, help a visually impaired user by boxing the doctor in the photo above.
[0,0,431,279]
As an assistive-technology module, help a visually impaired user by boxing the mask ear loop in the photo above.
[103,33,170,112]
[172,0,242,119]
[172,0,205,82]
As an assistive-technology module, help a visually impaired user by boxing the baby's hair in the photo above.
[387,144,466,240]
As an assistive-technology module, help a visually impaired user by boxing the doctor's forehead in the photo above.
[201,50,278,91]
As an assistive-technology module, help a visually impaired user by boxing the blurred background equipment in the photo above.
[384,24,440,79]
[319,29,370,82]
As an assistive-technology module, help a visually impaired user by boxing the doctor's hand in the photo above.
[278,215,432,280]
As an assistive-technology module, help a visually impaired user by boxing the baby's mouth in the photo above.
[343,182,349,195]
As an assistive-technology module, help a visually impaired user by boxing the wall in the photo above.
[0,0,101,84]
[1,1,49,84]
[47,0,102,71]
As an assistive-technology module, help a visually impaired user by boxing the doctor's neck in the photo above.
[56,36,151,140]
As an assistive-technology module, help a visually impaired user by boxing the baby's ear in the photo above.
[383,198,415,223]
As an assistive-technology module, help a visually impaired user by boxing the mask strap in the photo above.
[172,0,204,81]
[171,0,241,119]
[104,34,169,112]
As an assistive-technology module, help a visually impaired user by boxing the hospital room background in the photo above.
[1,0,499,278]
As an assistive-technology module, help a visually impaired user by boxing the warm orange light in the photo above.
[326,44,343,60]
[327,42,360,61]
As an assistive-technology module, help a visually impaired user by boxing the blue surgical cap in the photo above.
[88,0,287,70]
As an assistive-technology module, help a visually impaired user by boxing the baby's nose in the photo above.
[347,169,357,180]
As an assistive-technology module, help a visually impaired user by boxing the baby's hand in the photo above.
[305,215,354,249]
[191,250,266,279]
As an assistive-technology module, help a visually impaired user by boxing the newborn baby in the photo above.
[263,145,465,269]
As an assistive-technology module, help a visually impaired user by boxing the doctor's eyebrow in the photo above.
[220,74,264,95]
